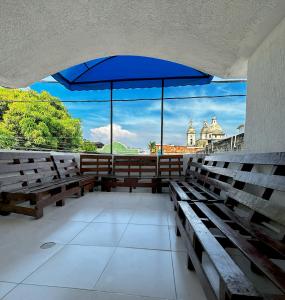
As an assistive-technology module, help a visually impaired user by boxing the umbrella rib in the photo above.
[71,56,117,83]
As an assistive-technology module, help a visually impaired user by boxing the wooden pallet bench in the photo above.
[157,155,184,192]
[80,154,112,177]
[174,152,285,300]
[101,155,158,192]
[169,154,220,209]
[52,154,99,196]
[0,152,81,218]
[169,180,221,210]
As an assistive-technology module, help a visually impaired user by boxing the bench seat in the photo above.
[172,152,285,300]
[52,154,99,195]
[0,152,81,218]
[101,155,158,192]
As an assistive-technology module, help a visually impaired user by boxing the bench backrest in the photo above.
[113,155,157,177]
[0,151,59,194]
[80,154,112,175]
[187,152,285,236]
[52,154,81,179]
[158,155,183,177]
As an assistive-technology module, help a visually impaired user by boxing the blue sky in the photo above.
[30,78,246,150]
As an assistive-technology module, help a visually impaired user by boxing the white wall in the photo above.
[245,17,285,153]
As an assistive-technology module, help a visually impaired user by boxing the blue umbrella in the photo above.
[53,55,213,153]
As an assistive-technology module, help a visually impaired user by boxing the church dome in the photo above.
[200,121,209,134]
[208,117,224,135]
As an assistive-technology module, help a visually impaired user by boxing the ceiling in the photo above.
[0,0,285,88]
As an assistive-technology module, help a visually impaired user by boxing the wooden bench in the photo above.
[0,152,81,218]
[52,154,98,196]
[169,154,217,209]
[157,155,184,192]
[174,152,285,300]
[101,155,158,192]
[80,154,112,177]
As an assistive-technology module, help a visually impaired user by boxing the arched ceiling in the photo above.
[0,0,285,88]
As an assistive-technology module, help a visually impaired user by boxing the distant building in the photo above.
[155,144,203,155]
[187,116,225,148]
[237,124,245,134]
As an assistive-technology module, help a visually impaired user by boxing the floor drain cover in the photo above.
[40,242,56,249]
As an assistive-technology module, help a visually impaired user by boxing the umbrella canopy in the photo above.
[52,55,213,91]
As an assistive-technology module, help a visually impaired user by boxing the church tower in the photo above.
[187,120,196,146]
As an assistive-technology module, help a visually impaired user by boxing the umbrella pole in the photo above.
[160,79,164,155]
[110,81,113,154]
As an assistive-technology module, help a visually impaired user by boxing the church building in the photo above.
[187,117,225,148]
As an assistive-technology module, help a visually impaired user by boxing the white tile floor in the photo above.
[0,190,207,300]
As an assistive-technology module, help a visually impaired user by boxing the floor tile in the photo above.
[172,252,206,300]
[2,284,165,300]
[169,226,186,252]
[0,282,16,299]
[130,209,169,225]
[24,245,115,289]
[0,217,88,245]
[119,224,170,250]
[167,212,176,226]
[94,209,134,223]
[70,223,127,246]
[136,196,170,211]
[95,247,176,299]
[33,219,89,244]
[0,243,63,283]
[45,204,104,223]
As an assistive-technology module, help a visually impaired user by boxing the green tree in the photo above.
[148,141,157,154]
[0,123,15,149]
[80,139,98,152]
[0,88,83,150]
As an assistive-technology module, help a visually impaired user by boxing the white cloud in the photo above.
[90,123,136,144]
[19,87,31,91]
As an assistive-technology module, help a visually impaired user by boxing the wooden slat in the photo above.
[189,181,220,200]
[114,168,157,173]
[80,154,112,159]
[0,161,54,173]
[213,203,285,258]
[81,161,112,166]
[159,155,183,159]
[80,167,111,173]
[170,181,190,201]
[0,151,50,160]
[178,201,260,298]
[114,161,156,166]
[0,170,57,186]
[181,182,208,200]
[195,202,285,293]
[205,152,285,165]
[158,167,182,172]
[196,173,285,225]
[159,161,183,165]
[197,164,285,191]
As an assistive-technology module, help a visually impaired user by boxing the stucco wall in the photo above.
[245,17,285,152]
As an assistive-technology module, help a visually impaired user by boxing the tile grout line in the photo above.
[16,216,93,286]
[0,283,18,300]
[91,198,136,290]
[168,204,178,300]
[0,199,86,300]
[16,282,169,300]
[1,192,175,299]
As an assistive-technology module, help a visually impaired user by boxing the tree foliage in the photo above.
[80,139,97,152]
[0,88,83,150]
